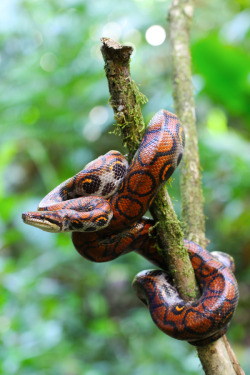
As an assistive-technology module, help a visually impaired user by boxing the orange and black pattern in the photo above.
[108,110,185,230]
[38,150,128,209]
[133,240,239,346]
[22,109,239,345]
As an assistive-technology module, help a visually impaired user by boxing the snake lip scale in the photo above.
[22,109,239,346]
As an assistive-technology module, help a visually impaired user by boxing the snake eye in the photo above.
[40,214,45,219]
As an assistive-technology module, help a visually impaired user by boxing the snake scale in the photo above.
[22,110,239,346]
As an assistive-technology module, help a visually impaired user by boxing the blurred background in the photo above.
[0,0,250,374]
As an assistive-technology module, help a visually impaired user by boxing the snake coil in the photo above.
[22,110,239,346]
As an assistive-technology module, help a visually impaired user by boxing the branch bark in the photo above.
[101,37,199,301]
[100,38,146,163]
[168,1,244,374]
[100,25,244,373]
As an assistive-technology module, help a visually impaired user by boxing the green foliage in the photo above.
[0,0,250,374]
[192,33,250,122]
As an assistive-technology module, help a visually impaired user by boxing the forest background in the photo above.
[0,0,250,374]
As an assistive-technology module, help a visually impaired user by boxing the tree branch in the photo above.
[101,37,199,301]
[168,1,244,374]
[100,38,146,163]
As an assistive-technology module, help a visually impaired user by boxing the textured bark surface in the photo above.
[101,37,199,301]
[168,0,207,248]
[101,38,147,162]
[149,190,199,300]
[100,33,244,374]
[168,1,244,374]
[196,338,239,375]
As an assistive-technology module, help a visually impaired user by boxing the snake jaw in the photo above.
[22,211,62,233]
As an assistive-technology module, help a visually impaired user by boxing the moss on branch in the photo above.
[101,38,147,162]
[101,37,199,301]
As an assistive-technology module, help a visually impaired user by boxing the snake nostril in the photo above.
[22,213,27,222]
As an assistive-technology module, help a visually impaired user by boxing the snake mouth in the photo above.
[22,212,62,232]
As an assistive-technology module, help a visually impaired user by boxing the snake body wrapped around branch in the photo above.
[22,110,239,346]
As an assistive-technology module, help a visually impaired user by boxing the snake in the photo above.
[22,109,239,346]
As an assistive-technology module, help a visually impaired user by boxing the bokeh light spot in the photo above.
[83,123,101,142]
[89,106,109,126]
[40,52,57,72]
[83,106,109,142]
[145,25,166,46]
[207,108,227,134]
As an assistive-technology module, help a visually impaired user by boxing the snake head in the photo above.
[22,196,113,233]
[22,210,68,233]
